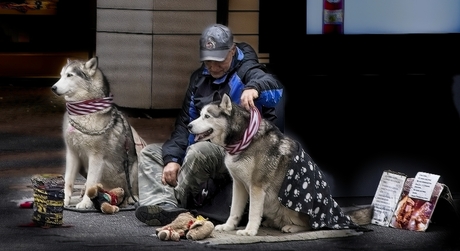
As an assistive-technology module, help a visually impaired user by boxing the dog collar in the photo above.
[66,95,114,116]
[225,107,261,155]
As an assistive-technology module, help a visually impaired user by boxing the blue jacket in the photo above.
[162,42,284,165]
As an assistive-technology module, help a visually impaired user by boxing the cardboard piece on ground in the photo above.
[196,227,363,245]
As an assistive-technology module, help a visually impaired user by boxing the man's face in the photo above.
[203,45,235,78]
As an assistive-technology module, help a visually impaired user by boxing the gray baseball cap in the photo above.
[200,24,233,61]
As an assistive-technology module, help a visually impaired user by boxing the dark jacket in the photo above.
[162,42,284,165]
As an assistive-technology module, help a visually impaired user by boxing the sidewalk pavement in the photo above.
[1,80,459,251]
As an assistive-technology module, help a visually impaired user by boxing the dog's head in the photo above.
[188,94,249,147]
[51,57,110,102]
[188,94,232,146]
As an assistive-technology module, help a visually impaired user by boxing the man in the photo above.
[135,23,284,226]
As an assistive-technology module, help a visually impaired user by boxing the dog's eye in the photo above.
[204,114,210,119]
[66,73,73,78]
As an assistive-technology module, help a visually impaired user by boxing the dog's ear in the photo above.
[220,93,233,115]
[85,57,98,76]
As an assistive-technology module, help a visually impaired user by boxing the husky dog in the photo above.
[51,57,145,209]
[188,94,372,236]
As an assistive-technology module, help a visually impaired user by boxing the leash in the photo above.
[225,107,261,154]
[120,115,138,203]
[68,108,117,135]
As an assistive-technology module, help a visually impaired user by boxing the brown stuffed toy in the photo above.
[155,212,214,241]
[86,183,124,214]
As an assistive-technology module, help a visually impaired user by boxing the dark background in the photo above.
[260,1,460,198]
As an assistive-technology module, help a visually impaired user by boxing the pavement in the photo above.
[1,79,460,251]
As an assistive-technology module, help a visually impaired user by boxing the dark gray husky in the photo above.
[188,94,372,236]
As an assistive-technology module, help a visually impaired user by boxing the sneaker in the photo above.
[135,203,187,226]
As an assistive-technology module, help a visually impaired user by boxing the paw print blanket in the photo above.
[278,141,357,230]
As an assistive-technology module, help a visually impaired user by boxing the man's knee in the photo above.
[140,143,162,157]
[186,141,223,159]
[182,142,227,179]
[139,143,164,170]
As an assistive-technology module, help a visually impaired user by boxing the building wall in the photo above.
[96,0,267,109]
[227,0,268,64]
[96,0,217,109]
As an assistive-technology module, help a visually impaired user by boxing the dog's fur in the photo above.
[188,94,372,236]
[51,57,144,209]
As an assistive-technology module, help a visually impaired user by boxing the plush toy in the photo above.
[186,215,215,241]
[155,212,214,241]
[86,183,124,214]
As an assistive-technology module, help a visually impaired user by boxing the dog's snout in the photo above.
[51,85,62,95]
[187,124,193,131]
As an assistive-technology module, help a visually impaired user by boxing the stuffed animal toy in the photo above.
[155,212,214,241]
[86,183,124,214]
[186,215,215,241]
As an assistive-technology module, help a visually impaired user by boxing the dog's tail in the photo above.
[344,205,374,226]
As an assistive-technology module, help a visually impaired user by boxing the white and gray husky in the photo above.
[188,94,372,236]
[51,57,145,209]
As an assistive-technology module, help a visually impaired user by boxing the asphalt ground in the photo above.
[1,79,459,251]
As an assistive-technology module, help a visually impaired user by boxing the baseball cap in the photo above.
[200,24,233,61]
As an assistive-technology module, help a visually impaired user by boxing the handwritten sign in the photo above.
[408,172,440,201]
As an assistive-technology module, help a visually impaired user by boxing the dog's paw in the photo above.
[236,228,258,236]
[75,198,94,209]
[281,224,310,233]
[214,223,235,232]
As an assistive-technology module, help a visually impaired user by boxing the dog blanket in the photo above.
[278,141,358,230]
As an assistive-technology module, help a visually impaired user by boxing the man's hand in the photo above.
[162,162,181,187]
[240,89,259,111]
